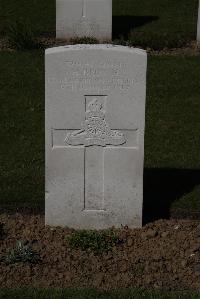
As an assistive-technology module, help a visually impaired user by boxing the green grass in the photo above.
[171,185,200,211]
[66,230,118,254]
[0,51,199,215]
[145,55,200,169]
[0,0,199,48]
[145,55,200,215]
[6,21,43,51]
[0,51,44,207]
[0,0,55,35]
[113,0,199,48]
[0,288,199,299]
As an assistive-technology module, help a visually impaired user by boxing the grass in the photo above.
[113,0,199,48]
[66,230,118,254]
[0,288,199,299]
[144,55,200,216]
[145,55,200,169]
[0,51,199,215]
[0,51,44,208]
[6,21,43,50]
[171,185,200,211]
[0,0,55,35]
[0,0,199,48]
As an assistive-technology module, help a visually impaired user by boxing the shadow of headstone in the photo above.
[113,15,159,39]
[143,168,200,224]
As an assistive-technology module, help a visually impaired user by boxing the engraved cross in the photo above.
[82,0,86,18]
[52,95,138,212]
[65,95,126,211]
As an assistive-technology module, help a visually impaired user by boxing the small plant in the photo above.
[66,230,118,253]
[5,240,41,264]
[70,36,99,44]
[6,21,42,50]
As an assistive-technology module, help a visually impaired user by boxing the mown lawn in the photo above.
[0,50,199,216]
[0,0,199,48]
[0,288,199,299]
[113,0,199,48]
[0,51,44,208]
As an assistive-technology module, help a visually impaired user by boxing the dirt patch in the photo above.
[1,36,200,56]
[148,41,200,56]
[0,213,199,291]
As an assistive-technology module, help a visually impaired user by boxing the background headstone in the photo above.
[56,0,112,40]
[45,44,147,229]
[197,0,200,41]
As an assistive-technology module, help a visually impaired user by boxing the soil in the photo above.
[0,213,199,291]
[1,36,200,56]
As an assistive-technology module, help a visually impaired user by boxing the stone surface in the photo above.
[197,0,200,41]
[45,44,147,229]
[56,0,112,40]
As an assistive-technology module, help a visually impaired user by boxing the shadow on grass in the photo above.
[113,15,159,39]
[1,168,200,224]
[143,168,200,224]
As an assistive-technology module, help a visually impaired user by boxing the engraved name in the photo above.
[47,60,135,91]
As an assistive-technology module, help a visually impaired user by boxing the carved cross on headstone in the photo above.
[82,0,86,18]
[56,0,112,40]
[51,95,138,212]
[64,95,127,211]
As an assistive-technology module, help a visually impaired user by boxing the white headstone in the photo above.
[197,0,200,41]
[56,0,112,41]
[45,44,147,229]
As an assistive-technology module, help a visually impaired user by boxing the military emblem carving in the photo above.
[65,98,126,147]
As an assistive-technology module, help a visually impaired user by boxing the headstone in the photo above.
[56,0,112,41]
[45,44,147,229]
[197,0,200,42]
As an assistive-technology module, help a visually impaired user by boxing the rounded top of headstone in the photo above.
[45,44,146,56]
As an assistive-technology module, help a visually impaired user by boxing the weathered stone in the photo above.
[45,44,147,229]
[56,0,112,41]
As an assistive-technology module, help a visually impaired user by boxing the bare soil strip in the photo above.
[0,213,199,290]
